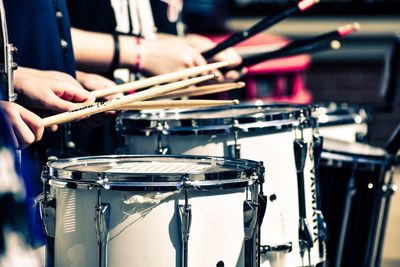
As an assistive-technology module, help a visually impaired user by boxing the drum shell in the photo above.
[319,152,393,267]
[50,185,247,267]
[121,126,323,267]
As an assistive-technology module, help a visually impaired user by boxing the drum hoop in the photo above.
[317,115,363,127]
[321,151,390,166]
[116,103,315,135]
[119,119,297,136]
[47,178,251,191]
[44,155,262,190]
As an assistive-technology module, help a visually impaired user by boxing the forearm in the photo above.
[71,28,142,72]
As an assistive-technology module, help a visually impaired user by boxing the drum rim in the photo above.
[321,150,390,166]
[116,103,315,135]
[43,154,263,191]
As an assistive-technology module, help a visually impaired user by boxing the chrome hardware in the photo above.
[229,119,241,158]
[39,197,56,238]
[155,121,170,155]
[243,200,258,240]
[94,190,110,267]
[260,242,293,254]
[178,186,192,267]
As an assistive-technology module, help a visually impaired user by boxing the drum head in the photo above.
[45,155,261,191]
[116,103,314,135]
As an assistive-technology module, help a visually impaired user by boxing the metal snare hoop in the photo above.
[43,155,263,191]
[314,103,368,142]
[116,103,316,136]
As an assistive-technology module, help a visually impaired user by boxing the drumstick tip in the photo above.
[337,22,360,37]
[237,82,246,88]
[352,22,361,31]
[233,99,240,105]
[298,0,319,11]
[330,40,341,50]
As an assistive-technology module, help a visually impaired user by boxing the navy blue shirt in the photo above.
[4,0,76,76]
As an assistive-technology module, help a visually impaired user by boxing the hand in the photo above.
[75,71,120,127]
[185,34,245,82]
[0,101,44,149]
[76,71,121,101]
[140,37,207,75]
[14,67,95,112]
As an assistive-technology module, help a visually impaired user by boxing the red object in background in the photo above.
[208,33,313,104]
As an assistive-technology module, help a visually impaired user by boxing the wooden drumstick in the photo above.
[41,73,218,127]
[154,82,246,100]
[91,60,235,98]
[118,99,240,110]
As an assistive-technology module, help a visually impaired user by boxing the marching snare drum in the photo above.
[319,138,397,267]
[40,155,263,267]
[315,103,368,143]
[116,104,326,267]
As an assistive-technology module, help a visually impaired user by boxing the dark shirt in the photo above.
[67,0,116,34]
[4,0,76,76]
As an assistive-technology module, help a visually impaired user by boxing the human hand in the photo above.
[0,101,44,149]
[140,37,207,75]
[14,67,95,112]
[185,34,245,82]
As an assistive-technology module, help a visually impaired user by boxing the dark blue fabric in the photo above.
[4,0,76,76]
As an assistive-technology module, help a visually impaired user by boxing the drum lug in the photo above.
[178,188,192,267]
[260,242,293,254]
[39,197,56,238]
[228,144,241,159]
[299,218,314,255]
[229,119,241,158]
[243,200,258,240]
[94,196,110,267]
[155,121,170,155]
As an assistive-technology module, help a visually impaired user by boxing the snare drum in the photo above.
[116,104,326,267]
[40,155,262,267]
[319,138,397,267]
[315,103,368,143]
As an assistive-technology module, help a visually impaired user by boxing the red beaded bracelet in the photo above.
[134,36,142,73]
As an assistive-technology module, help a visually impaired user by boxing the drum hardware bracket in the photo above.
[155,121,170,155]
[39,197,56,238]
[229,119,241,158]
[94,190,110,267]
[179,176,192,267]
[259,242,293,254]
[243,200,259,240]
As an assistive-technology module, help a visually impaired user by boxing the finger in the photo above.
[17,104,44,142]
[53,81,95,103]
[11,115,36,149]
[50,125,58,132]
[192,50,208,67]
[224,70,241,82]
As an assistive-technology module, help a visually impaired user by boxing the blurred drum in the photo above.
[315,103,368,143]
[319,138,398,267]
[40,155,263,267]
[116,104,327,267]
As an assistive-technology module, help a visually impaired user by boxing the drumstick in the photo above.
[236,23,359,69]
[118,99,239,110]
[41,73,218,127]
[202,0,319,59]
[237,39,341,69]
[91,60,235,98]
[154,82,246,100]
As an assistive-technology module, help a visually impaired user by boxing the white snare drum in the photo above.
[40,155,262,267]
[116,104,326,266]
[315,103,368,143]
